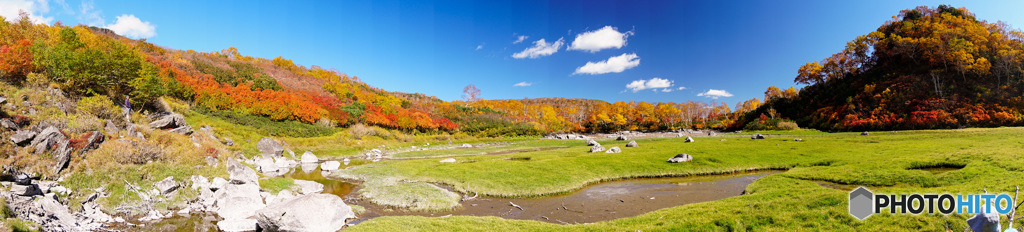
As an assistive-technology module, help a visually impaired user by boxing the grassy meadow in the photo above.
[336,127,1024,231]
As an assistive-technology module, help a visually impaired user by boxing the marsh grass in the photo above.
[344,127,1024,231]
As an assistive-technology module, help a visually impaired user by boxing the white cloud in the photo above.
[476,43,484,50]
[513,35,528,44]
[513,82,532,87]
[697,89,734,99]
[625,77,673,92]
[677,86,687,90]
[0,0,54,24]
[106,14,156,39]
[512,38,564,59]
[573,53,640,75]
[568,26,633,53]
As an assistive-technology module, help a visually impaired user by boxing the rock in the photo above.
[169,125,193,135]
[126,124,144,139]
[668,154,693,163]
[255,156,278,173]
[30,126,65,154]
[587,139,599,146]
[794,138,803,142]
[462,143,473,148]
[967,209,1001,232]
[274,157,297,169]
[0,96,5,105]
[104,120,119,134]
[217,218,258,232]
[751,133,765,139]
[255,194,355,232]
[293,180,324,195]
[625,140,638,147]
[300,151,318,163]
[0,118,17,130]
[286,149,295,158]
[320,161,341,171]
[439,158,456,163]
[861,131,870,136]
[10,130,36,146]
[226,158,259,185]
[590,145,606,153]
[191,175,210,190]
[206,156,219,167]
[685,137,695,143]
[616,135,628,141]
[210,177,228,191]
[51,140,72,174]
[155,176,180,195]
[148,113,186,129]
[224,138,235,146]
[80,131,105,153]
[605,147,621,153]
[257,137,285,158]
[14,173,31,185]
[343,158,351,165]
[216,183,264,220]
[300,163,318,174]
[10,183,42,196]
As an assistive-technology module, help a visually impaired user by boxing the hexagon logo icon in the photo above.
[849,186,874,220]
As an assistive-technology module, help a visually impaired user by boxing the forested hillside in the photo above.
[745,5,1024,131]
[0,11,744,136]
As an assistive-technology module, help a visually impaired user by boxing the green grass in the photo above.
[342,127,1024,231]
[259,177,295,194]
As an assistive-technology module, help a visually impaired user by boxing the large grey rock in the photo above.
[587,139,599,146]
[589,145,605,153]
[80,131,104,153]
[216,183,264,220]
[625,140,638,147]
[256,194,356,232]
[439,158,456,164]
[51,140,72,174]
[300,151,318,163]
[684,137,695,143]
[31,126,65,154]
[257,137,284,158]
[751,133,765,139]
[861,131,870,136]
[616,135,628,141]
[191,175,210,190]
[0,118,17,130]
[320,161,341,171]
[967,209,1000,232]
[210,177,228,191]
[217,218,258,232]
[10,183,42,196]
[104,120,119,134]
[224,137,234,146]
[10,130,36,146]
[154,176,180,195]
[668,154,693,163]
[168,125,193,135]
[605,146,621,153]
[148,113,186,129]
[293,180,324,195]
[255,156,277,173]
[226,158,259,185]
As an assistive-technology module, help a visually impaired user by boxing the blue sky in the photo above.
[4,0,1024,106]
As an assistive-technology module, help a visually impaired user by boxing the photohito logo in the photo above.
[848,186,1014,220]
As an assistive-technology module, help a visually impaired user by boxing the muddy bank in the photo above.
[351,170,779,224]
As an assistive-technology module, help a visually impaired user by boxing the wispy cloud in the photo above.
[77,0,102,26]
[625,77,673,92]
[476,43,484,50]
[697,89,734,99]
[513,35,528,44]
[0,0,54,24]
[568,26,633,53]
[678,86,687,90]
[573,53,640,75]
[513,82,532,87]
[512,38,564,59]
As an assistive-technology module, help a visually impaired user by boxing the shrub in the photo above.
[777,121,799,130]
[195,106,336,138]
[77,95,120,119]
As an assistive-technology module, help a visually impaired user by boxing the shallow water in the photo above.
[352,170,780,224]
